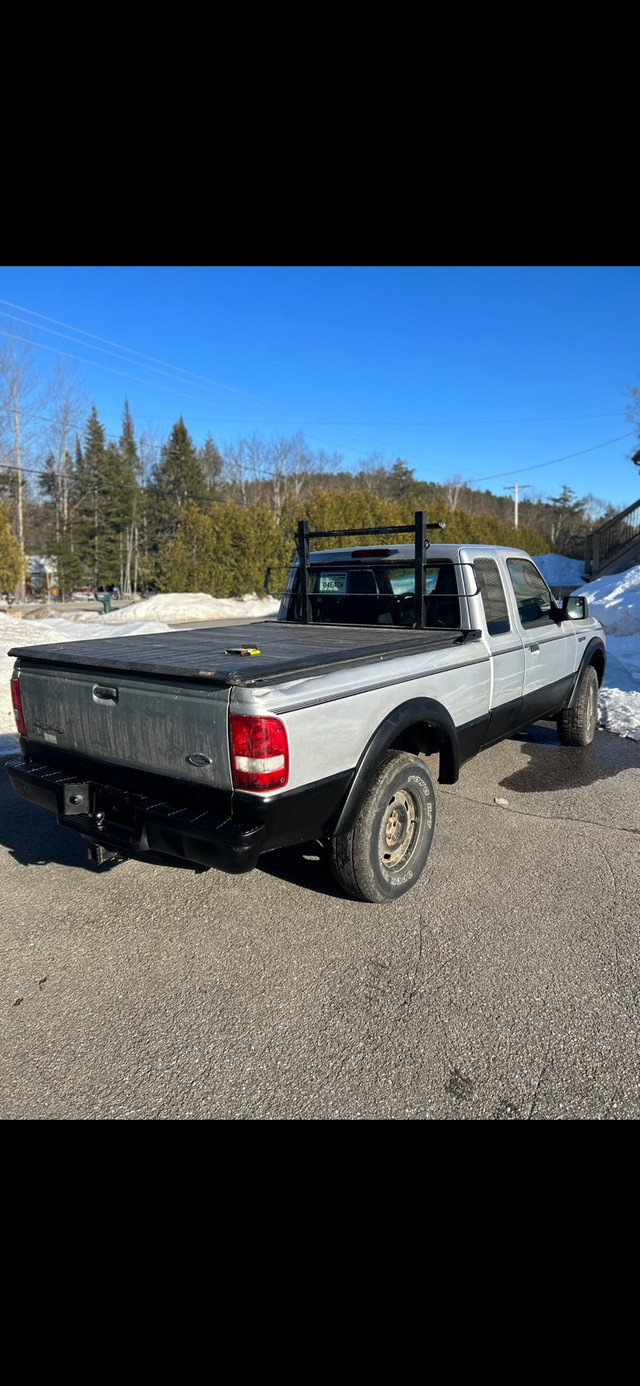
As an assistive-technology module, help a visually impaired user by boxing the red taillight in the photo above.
[10,675,27,736]
[229,714,289,791]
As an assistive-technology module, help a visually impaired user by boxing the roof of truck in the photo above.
[299,544,532,563]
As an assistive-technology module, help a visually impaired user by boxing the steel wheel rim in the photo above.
[379,788,420,870]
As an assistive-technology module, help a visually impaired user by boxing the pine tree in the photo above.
[55,526,84,599]
[548,486,587,555]
[198,433,224,492]
[146,417,208,568]
[73,406,109,587]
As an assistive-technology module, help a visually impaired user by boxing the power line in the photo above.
[69,410,631,426]
[0,299,293,409]
[10,302,606,482]
[1,302,635,486]
[0,308,408,468]
[466,432,636,484]
[1,429,636,493]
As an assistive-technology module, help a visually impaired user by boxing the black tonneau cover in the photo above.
[10,620,466,686]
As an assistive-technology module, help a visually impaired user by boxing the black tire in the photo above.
[557,664,599,746]
[328,751,436,903]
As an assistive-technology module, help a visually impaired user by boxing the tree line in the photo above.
[1,335,629,601]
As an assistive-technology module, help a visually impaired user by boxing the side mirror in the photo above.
[561,594,589,620]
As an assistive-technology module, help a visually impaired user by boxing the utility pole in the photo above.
[504,483,531,530]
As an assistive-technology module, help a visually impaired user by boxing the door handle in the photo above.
[527,643,540,654]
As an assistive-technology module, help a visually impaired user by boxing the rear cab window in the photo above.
[285,562,461,627]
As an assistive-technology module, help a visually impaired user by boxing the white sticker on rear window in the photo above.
[318,572,348,594]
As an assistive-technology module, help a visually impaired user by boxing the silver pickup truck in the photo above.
[5,514,606,902]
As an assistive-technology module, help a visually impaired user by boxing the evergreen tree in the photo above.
[55,526,84,599]
[548,486,588,555]
[73,406,110,587]
[198,433,224,492]
[146,417,207,565]
[0,499,26,593]
[158,501,281,597]
[64,403,141,589]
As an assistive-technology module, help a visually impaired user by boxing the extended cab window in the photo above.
[507,558,555,629]
[474,558,510,635]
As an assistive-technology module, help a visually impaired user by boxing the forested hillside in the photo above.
[1,385,616,599]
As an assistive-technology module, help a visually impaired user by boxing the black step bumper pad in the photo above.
[5,758,265,874]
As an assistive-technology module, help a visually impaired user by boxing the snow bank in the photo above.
[103,592,280,624]
[598,686,640,740]
[571,566,640,742]
[575,565,640,637]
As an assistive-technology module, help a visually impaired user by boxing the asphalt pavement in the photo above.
[1,722,639,1120]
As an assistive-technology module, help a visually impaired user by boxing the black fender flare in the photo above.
[563,636,606,710]
[329,697,459,838]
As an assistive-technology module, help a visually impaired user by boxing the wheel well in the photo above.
[389,722,450,776]
[590,651,605,685]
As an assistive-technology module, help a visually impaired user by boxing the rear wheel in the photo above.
[557,665,599,746]
[328,751,435,903]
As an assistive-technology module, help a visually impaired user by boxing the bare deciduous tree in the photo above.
[222,433,267,506]
[443,474,465,510]
[40,356,87,542]
[0,325,52,599]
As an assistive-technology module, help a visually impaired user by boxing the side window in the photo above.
[507,558,555,629]
[474,558,510,635]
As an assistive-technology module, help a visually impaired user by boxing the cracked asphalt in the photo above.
[1,722,639,1120]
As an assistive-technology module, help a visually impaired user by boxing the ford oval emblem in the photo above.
[186,753,212,767]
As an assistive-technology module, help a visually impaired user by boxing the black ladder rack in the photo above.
[295,512,446,628]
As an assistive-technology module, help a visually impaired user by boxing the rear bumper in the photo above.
[5,757,266,874]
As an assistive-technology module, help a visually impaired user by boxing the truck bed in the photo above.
[10,620,467,687]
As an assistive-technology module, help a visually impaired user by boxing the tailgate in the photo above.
[17,662,233,789]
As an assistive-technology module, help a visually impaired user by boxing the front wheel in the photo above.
[328,751,435,903]
[557,664,599,746]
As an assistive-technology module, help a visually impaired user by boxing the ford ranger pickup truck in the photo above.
[5,515,606,902]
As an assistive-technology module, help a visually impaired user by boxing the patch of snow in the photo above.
[102,591,280,624]
[576,565,640,637]
[597,687,640,741]
[574,566,640,740]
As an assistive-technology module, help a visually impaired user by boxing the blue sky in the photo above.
[1,265,639,512]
